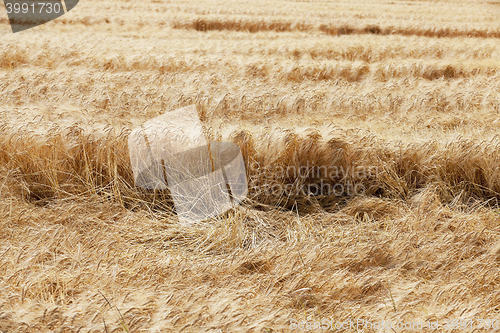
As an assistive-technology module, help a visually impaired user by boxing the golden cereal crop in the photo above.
[1,0,500,331]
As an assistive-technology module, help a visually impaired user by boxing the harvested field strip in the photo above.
[2,77,500,145]
[2,46,498,83]
[319,24,500,39]
[2,36,498,66]
[172,18,311,33]
[173,18,500,38]
[271,42,498,62]
[274,60,500,82]
[0,17,115,27]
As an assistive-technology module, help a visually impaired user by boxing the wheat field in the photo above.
[1,0,500,331]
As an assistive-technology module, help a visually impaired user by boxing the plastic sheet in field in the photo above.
[128,105,248,224]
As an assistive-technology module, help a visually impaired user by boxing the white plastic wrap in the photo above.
[128,105,247,224]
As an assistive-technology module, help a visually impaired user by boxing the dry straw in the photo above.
[2,0,500,330]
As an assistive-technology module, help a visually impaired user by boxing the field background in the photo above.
[2,0,500,331]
